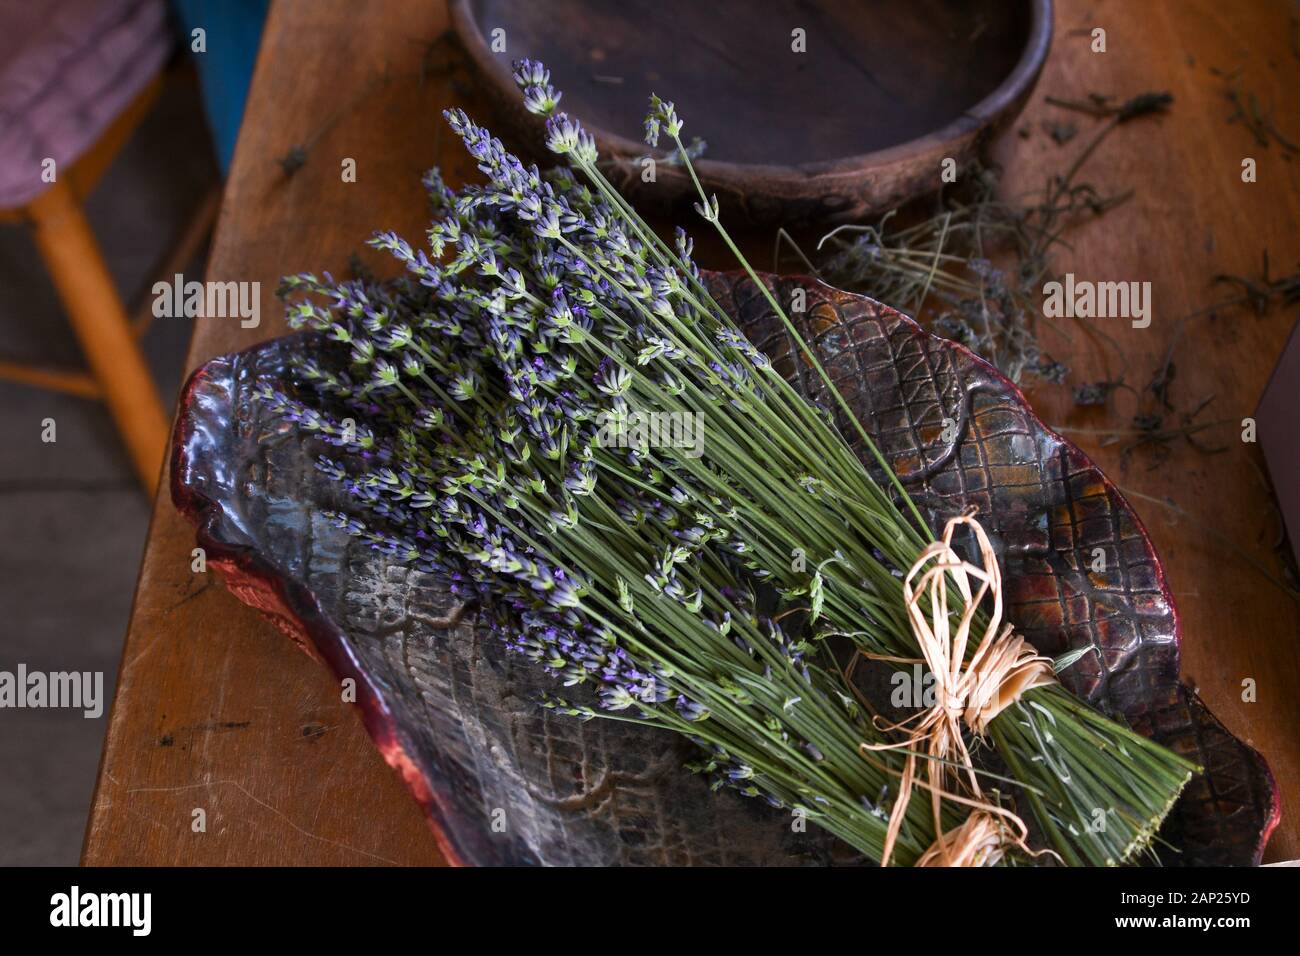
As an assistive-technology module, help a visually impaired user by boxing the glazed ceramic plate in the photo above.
[450,0,1052,225]
[173,272,1278,865]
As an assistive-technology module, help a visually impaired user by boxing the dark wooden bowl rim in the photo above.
[448,0,1054,179]
[172,270,1279,867]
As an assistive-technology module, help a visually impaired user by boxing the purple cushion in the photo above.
[0,0,172,208]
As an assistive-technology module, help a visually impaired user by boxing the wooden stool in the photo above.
[0,73,213,491]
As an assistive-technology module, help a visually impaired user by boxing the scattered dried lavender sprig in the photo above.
[1214,67,1298,156]
[806,91,1173,385]
[1064,253,1300,464]
[264,63,1196,865]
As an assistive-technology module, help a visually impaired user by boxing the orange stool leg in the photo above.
[26,179,169,491]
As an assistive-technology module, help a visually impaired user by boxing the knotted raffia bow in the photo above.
[861,511,1057,867]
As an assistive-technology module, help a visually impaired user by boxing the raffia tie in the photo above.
[862,511,1056,867]
[915,811,1009,867]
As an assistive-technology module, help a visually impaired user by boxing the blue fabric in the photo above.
[170,0,269,174]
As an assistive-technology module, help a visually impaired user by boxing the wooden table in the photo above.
[83,0,1300,865]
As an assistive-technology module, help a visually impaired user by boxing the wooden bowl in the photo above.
[450,0,1053,225]
[172,272,1277,866]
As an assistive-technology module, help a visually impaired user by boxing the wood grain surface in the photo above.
[83,0,1300,865]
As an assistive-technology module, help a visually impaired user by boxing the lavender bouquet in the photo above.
[260,62,1196,866]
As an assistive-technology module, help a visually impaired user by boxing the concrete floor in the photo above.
[0,76,218,865]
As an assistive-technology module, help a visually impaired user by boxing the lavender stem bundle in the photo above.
[263,61,1195,865]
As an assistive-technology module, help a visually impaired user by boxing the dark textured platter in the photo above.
[450,0,1052,225]
[173,271,1279,866]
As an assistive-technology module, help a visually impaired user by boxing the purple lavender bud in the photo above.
[675,696,710,722]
